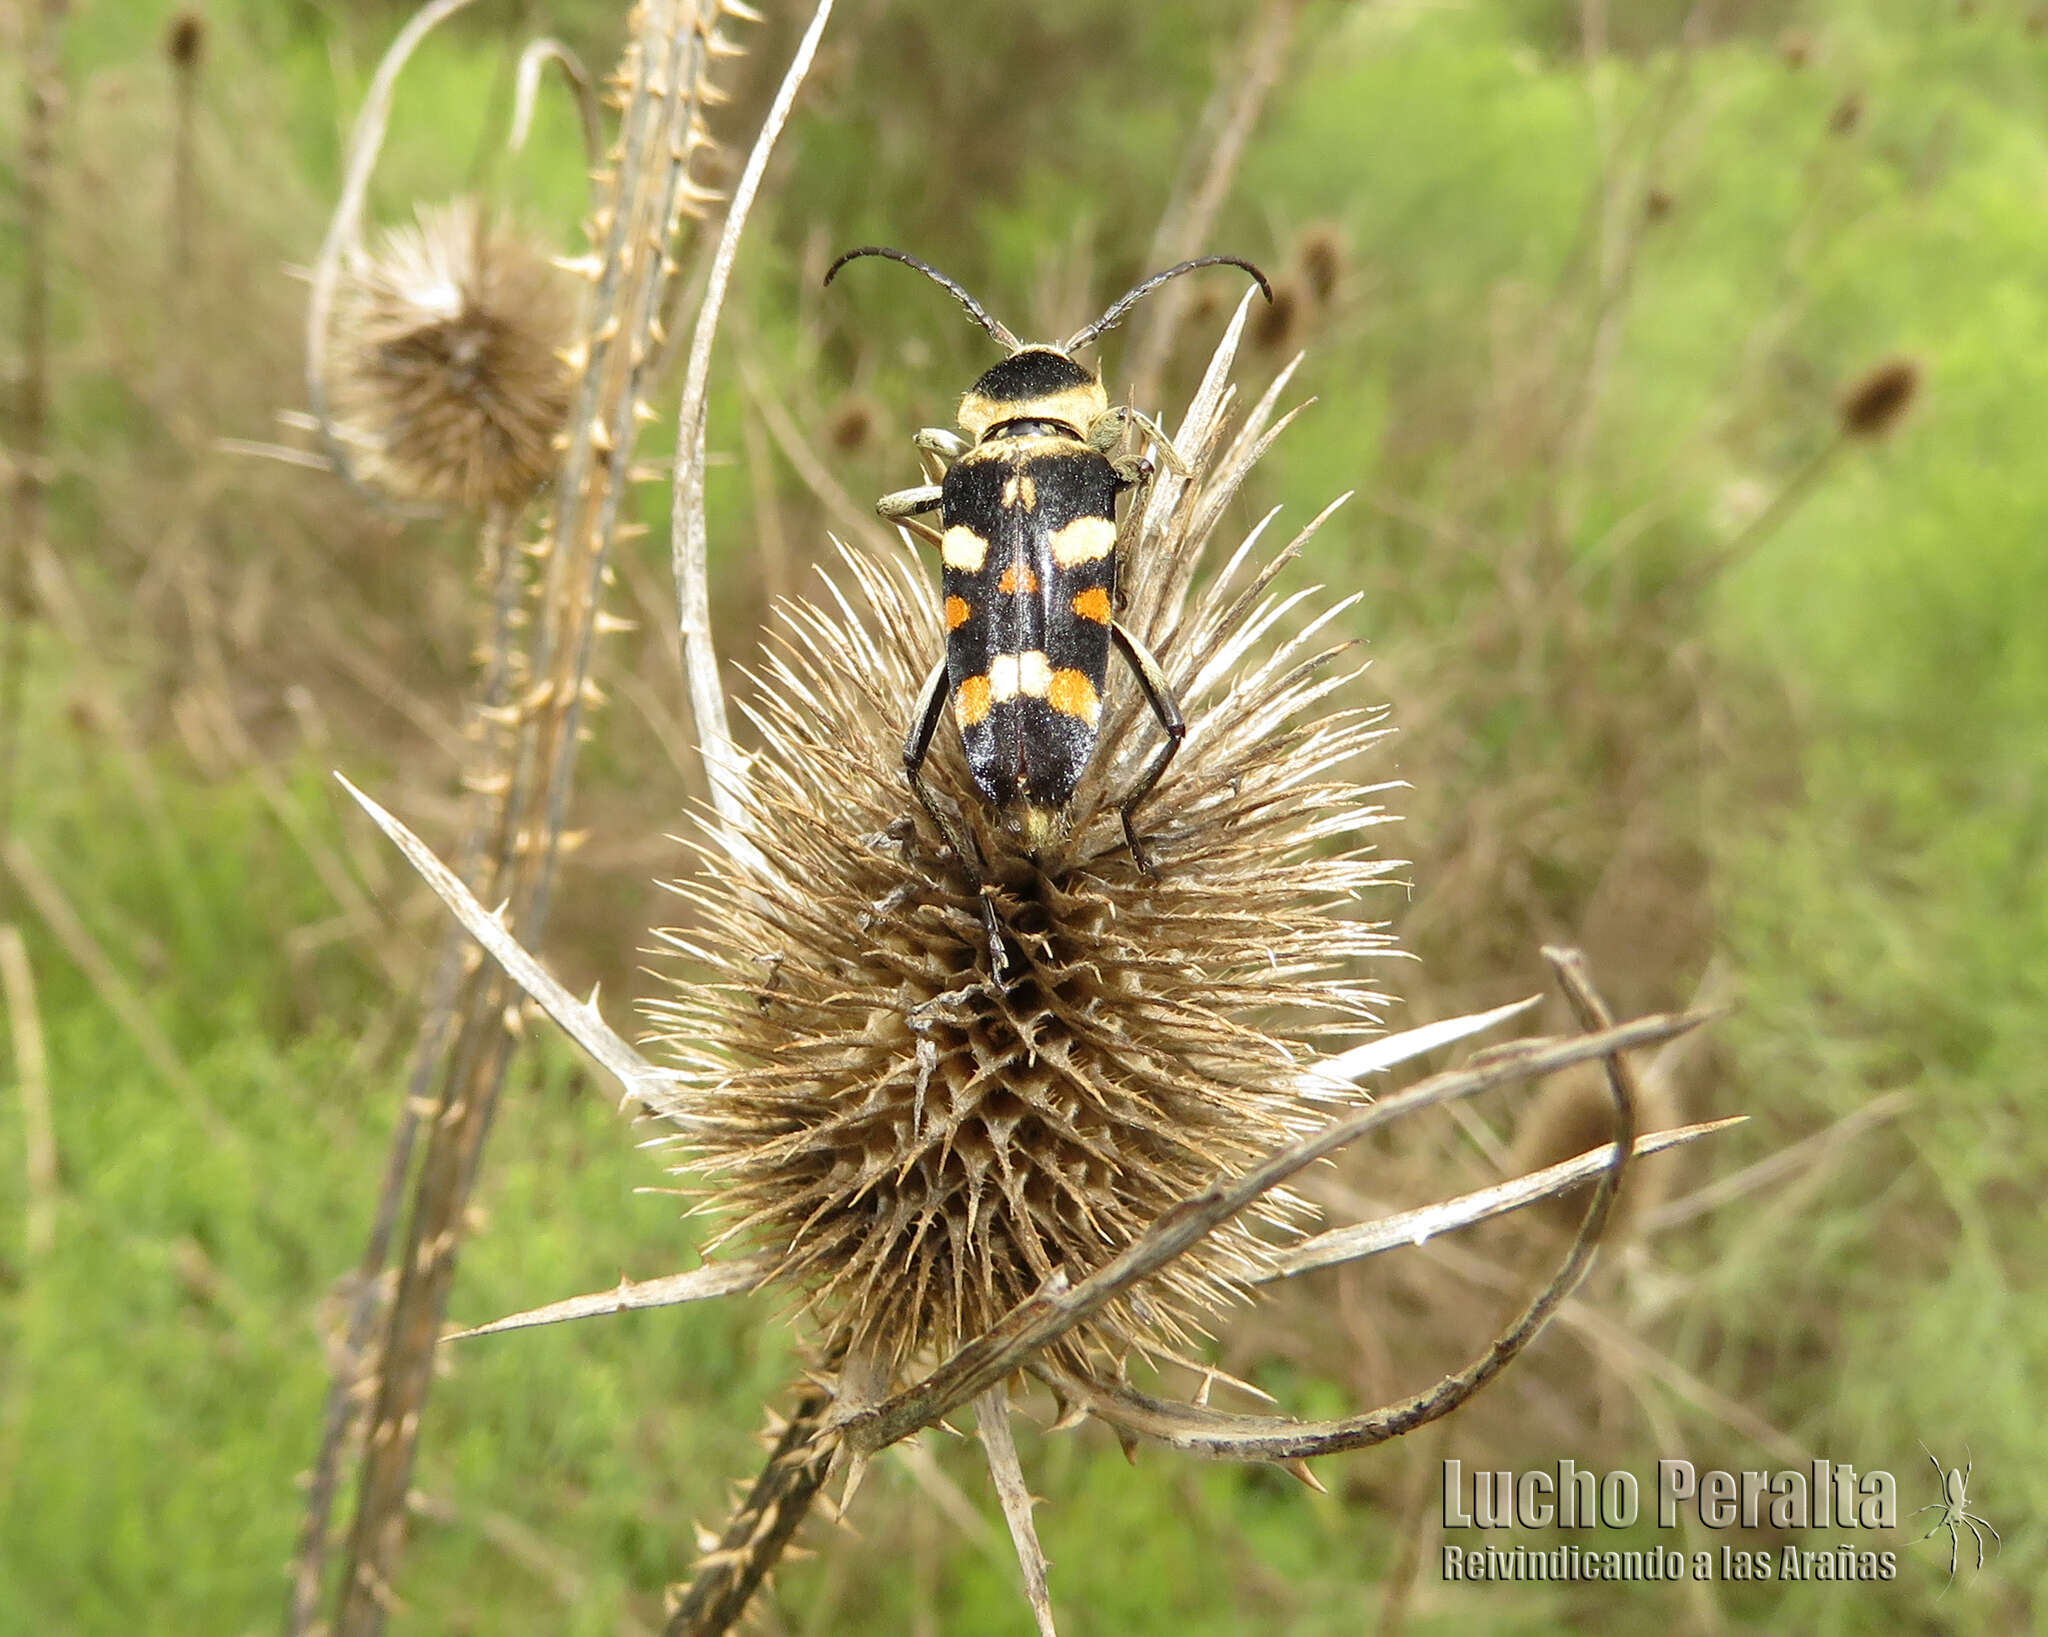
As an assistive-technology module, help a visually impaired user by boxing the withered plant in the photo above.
[306,5,1770,1635]
[347,261,1729,1637]
[290,2,754,1633]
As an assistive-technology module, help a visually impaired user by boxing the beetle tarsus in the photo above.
[978,889,1013,985]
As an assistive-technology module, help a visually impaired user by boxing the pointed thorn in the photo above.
[1280,1459,1328,1494]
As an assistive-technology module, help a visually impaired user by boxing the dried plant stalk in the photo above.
[0,925,56,1261]
[2,0,65,850]
[663,1384,837,1637]
[1122,0,1301,407]
[289,509,526,1634]
[303,4,742,1634]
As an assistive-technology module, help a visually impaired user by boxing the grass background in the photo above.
[0,0,2041,1632]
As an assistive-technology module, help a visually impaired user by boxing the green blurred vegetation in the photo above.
[1,1,2042,1633]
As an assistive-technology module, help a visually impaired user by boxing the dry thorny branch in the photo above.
[320,5,1736,1636]
[291,2,761,1633]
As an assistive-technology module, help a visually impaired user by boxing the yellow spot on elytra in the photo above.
[987,651,1052,702]
[945,595,972,630]
[941,526,989,572]
[1071,586,1112,624]
[1049,516,1116,568]
[1048,668,1101,724]
[1002,472,1039,510]
[955,674,993,726]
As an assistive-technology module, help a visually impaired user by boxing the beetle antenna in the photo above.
[824,246,1022,353]
[1063,255,1273,353]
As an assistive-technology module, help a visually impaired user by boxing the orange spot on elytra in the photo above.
[956,674,994,726]
[997,561,1040,596]
[945,595,972,630]
[1071,586,1112,624]
[1047,668,1100,724]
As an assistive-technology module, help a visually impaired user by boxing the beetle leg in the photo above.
[1108,620,1186,878]
[903,657,1012,982]
[913,426,969,483]
[877,482,945,548]
[1124,407,1191,476]
[1108,455,1155,613]
[1086,405,1190,477]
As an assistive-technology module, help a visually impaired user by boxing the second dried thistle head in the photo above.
[330,198,576,512]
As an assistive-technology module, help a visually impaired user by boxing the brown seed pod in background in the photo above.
[1506,1064,1671,1244]
[1778,29,1813,69]
[1837,355,1921,441]
[1293,221,1347,306]
[1178,281,1227,336]
[1829,90,1864,136]
[329,199,576,512]
[823,392,882,456]
[165,9,206,68]
[1250,280,1304,352]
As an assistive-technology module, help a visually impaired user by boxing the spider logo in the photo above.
[1912,1444,1999,1586]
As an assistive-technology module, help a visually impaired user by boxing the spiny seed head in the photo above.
[331,199,576,511]
[1837,355,1920,441]
[647,316,1398,1382]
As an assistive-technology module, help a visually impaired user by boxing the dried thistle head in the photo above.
[647,306,1398,1385]
[330,199,575,511]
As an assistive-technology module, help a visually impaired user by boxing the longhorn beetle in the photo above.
[825,246,1272,976]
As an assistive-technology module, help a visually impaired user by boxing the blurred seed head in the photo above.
[823,392,882,456]
[1643,186,1675,225]
[166,9,207,70]
[1778,29,1812,69]
[330,199,576,512]
[1250,280,1305,352]
[1505,1063,1672,1246]
[1837,355,1920,441]
[648,339,1397,1382]
[1179,282,1227,335]
[1294,223,1347,306]
[1829,90,1864,137]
